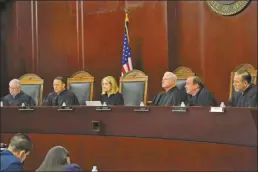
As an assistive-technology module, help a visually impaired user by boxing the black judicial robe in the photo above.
[152,86,183,106]
[100,93,124,105]
[186,87,218,106]
[178,87,189,104]
[2,91,36,106]
[43,89,79,106]
[228,84,257,107]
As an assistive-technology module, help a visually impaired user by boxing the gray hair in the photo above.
[9,79,20,87]
[164,72,177,82]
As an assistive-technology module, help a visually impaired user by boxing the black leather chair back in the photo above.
[20,84,41,105]
[121,81,145,106]
[69,83,92,105]
[176,79,186,90]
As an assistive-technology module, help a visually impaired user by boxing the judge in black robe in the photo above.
[152,86,183,106]
[42,76,79,106]
[2,78,36,106]
[152,72,184,106]
[43,89,79,106]
[178,86,189,104]
[185,76,217,106]
[100,76,124,105]
[228,70,257,107]
[3,91,36,106]
[100,93,124,105]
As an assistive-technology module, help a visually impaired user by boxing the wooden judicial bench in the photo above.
[0,106,257,171]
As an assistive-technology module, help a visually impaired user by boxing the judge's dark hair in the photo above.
[192,76,204,88]
[54,76,66,84]
[235,69,252,84]
[36,146,70,172]
[9,133,33,153]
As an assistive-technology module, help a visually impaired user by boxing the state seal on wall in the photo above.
[206,0,251,16]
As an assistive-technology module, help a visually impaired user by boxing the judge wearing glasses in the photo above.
[2,79,36,106]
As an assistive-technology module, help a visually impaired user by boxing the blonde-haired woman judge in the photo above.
[100,76,124,105]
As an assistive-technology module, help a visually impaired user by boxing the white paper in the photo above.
[210,107,224,113]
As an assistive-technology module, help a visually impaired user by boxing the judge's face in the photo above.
[185,77,198,95]
[102,79,111,93]
[53,79,65,94]
[9,83,21,96]
[233,74,248,92]
[162,74,174,89]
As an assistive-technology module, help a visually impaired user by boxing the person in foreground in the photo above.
[185,76,217,106]
[228,70,257,107]
[43,76,79,106]
[36,146,82,172]
[0,133,33,172]
[100,76,124,105]
[152,72,184,106]
[2,79,36,106]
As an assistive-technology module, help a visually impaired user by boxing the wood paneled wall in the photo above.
[1,133,257,171]
[0,2,7,96]
[0,1,257,103]
[168,1,257,102]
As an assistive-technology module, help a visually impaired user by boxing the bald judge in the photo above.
[2,79,36,106]
[152,72,184,106]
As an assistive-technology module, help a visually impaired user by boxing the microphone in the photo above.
[57,100,73,111]
[19,99,35,111]
[20,100,28,108]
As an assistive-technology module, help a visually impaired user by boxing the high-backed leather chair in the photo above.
[19,73,44,105]
[173,66,195,90]
[119,69,148,106]
[67,71,94,105]
[229,64,257,100]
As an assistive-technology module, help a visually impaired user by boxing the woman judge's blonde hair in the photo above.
[101,76,120,95]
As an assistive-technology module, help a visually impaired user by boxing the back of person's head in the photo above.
[8,133,33,162]
[36,146,70,172]
[235,69,252,84]
[8,133,33,153]
[192,76,204,88]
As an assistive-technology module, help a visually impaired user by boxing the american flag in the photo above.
[121,12,133,76]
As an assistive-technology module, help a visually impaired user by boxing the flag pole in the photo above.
[121,8,133,76]
[124,9,130,14]
[124,9,130,43]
